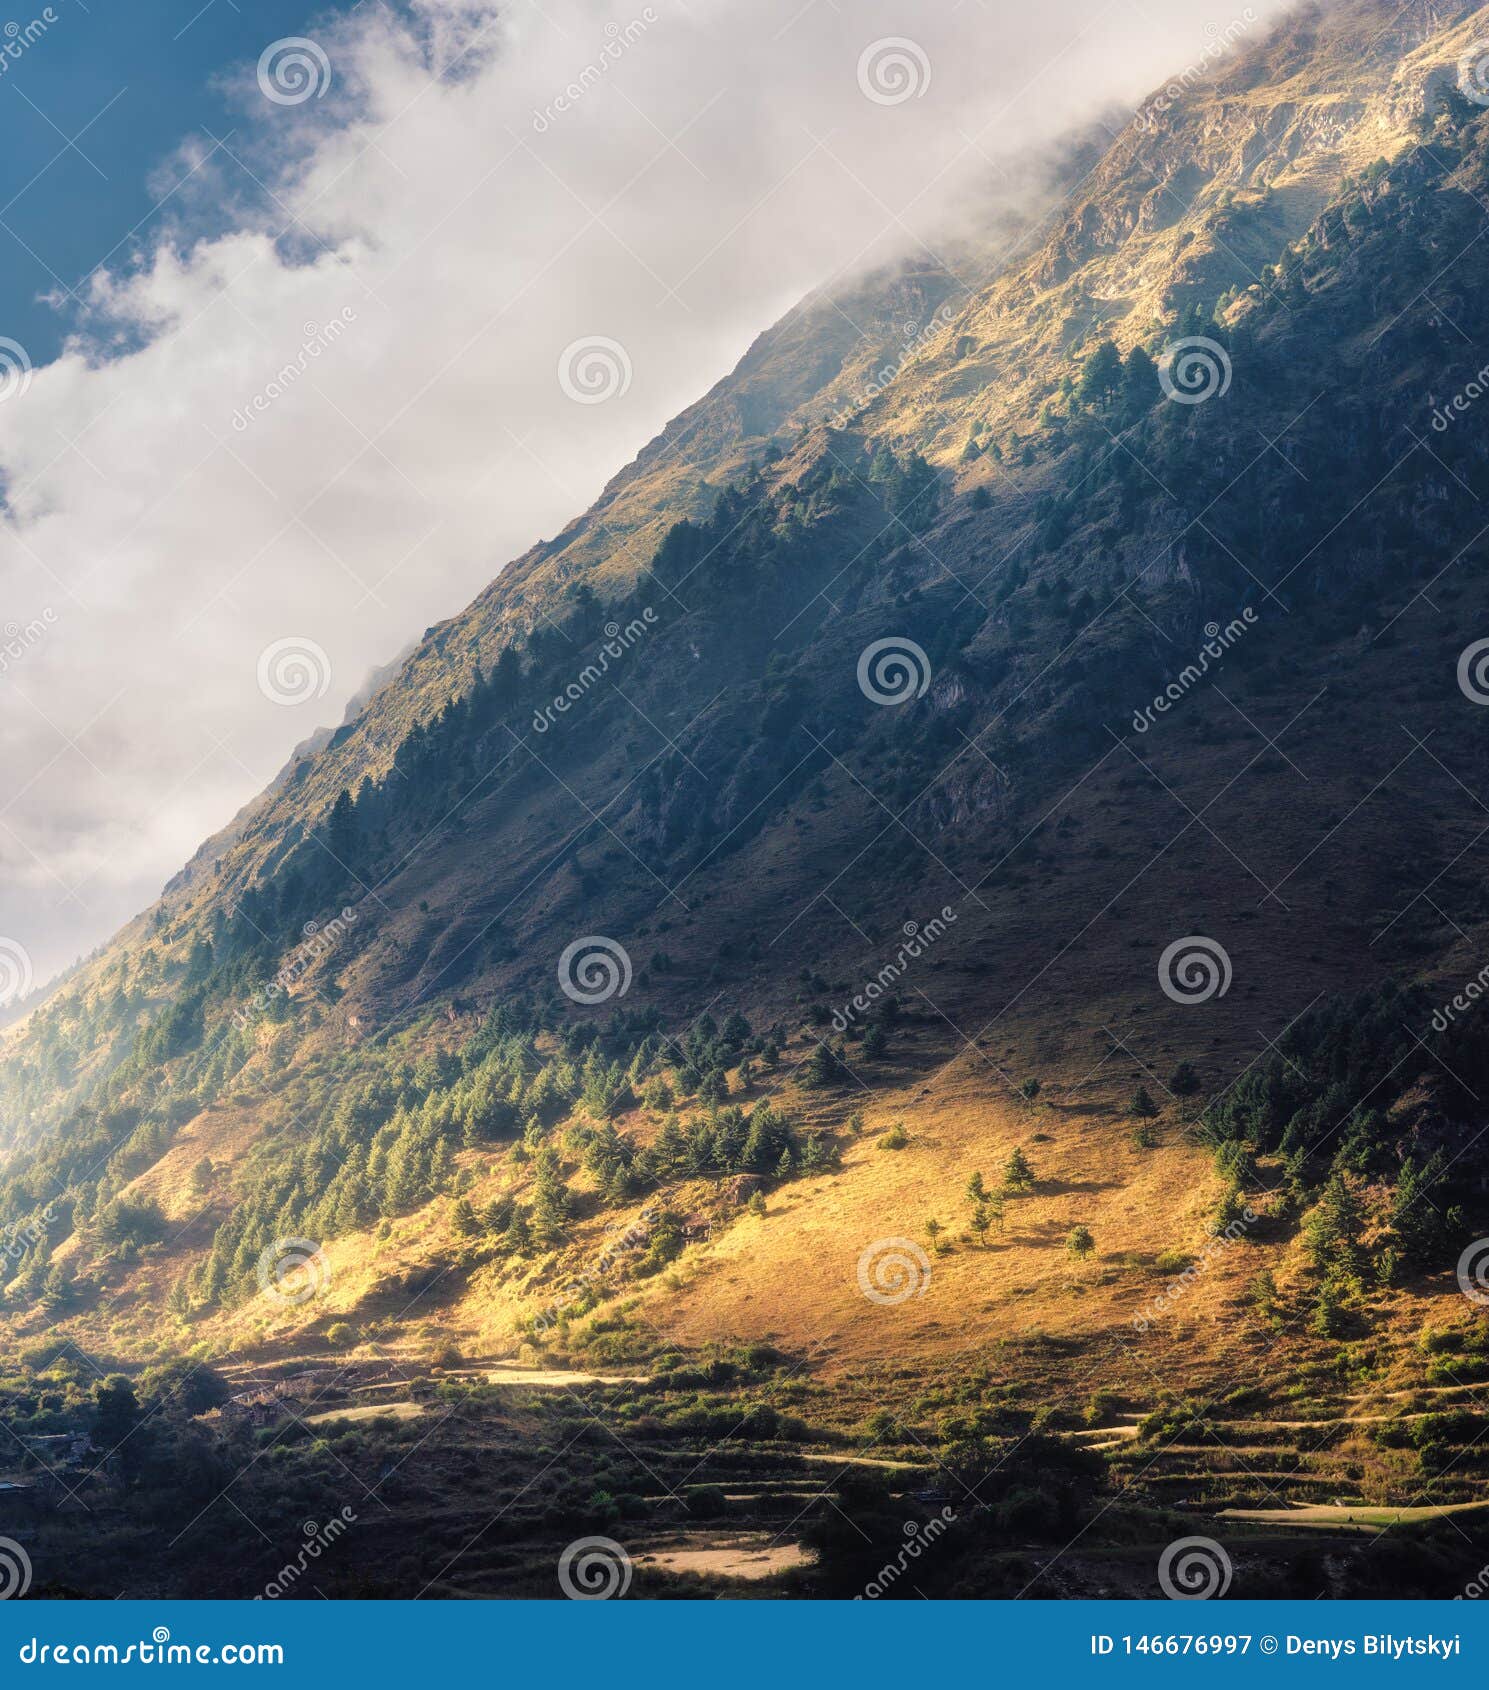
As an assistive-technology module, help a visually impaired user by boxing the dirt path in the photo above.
[1219,1499,1489,1532]
[306,1400,424,1426]
[633,1533,813,1581]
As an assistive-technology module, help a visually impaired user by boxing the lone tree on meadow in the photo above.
[1066,1224,1095,1261]
[1001,1146,1036,1194]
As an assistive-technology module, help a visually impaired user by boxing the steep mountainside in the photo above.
[7,0,1489,1533]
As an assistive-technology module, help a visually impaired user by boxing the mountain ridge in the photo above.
[4,0,1489,1420]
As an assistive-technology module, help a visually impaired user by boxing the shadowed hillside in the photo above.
[4,0,1489,1601]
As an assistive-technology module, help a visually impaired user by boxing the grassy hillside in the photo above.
[4,0,1489,1599]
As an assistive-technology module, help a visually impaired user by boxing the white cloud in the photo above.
[0,0,1288,983]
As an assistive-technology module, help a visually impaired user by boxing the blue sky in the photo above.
[0,0,365,361]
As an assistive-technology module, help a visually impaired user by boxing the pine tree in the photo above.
[802,1042,849,1090]
[1001,1146,1036,1193]
[1304,1172,1365,1289]
[1078,338,1124,408]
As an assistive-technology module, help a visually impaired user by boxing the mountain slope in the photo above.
[5,0,1489,1439]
